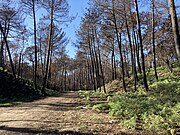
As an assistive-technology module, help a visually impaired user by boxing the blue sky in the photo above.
[25,0,89,58]
[64,0,89,58]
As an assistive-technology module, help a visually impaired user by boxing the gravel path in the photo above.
[0,92,150,135]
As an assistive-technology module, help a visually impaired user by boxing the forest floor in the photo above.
[0,91,153,135]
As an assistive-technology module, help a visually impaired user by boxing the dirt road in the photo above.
[0,92,149,135]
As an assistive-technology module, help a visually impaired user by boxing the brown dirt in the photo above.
[0,92,153,135]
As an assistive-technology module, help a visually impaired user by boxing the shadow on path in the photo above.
[0,126,93,135]
[0,119,113,125]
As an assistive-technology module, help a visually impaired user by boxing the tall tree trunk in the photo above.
[97,44,106,93]
[88,32,96,91]
[152,0,158,80]
[32,0,38,89]
[134,0,149,91]
[92,27,100,91]
[94,28,106,93]
[132,22,139,82]
[168,0,180,65]
[39,37,44,77]
[93,46,100,91]
[18,53,22,77]
[124,48,130,78]
[87,59,92,89]
[21,54,24,77]
[0,23,16,78]
[112,0,126,92]
[42,0,54,94]
[73,69,76,91]
[133,28,142,74]
[48,51,53,81]
[114,51,117,79]
[0,33,4,68]
[124,2,137,91]
[132,36,138,90]
[111,44,115,80]
[64,69,67,91]
[61,68,64,90]
[111,40,117,80]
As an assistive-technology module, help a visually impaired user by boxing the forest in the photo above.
[0,0,180,135]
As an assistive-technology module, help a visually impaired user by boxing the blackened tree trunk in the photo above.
[97,44,106,93]
[113,50,117,79]
[64,69,67,90]
[94,46,100,91]
[133,29,142,74]
[124,2,137,91]
[92,26,101,91]
[0,33,4,68]
[18,52,22,77]
[88,32,97,91]
[42,0,54,94]
[111,43,115,80]
[32,0,38,89]
[73,69,76,90]
[132,36,138,89]
[112,0,126,92]
[21,54,24,77]
[152,0,158,80]
[132,22,139,81]
[87,59,92,89]
[94,28,106,93]
[134,0,149,91]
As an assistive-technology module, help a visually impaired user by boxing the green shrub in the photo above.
[0,69,41,100]
[108,88,179,133]
[93,103,110,111]
[122,116,137,129]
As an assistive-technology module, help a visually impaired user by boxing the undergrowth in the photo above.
[0,68,62,106]
[82,66,180,134]
[0,68,42,105]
